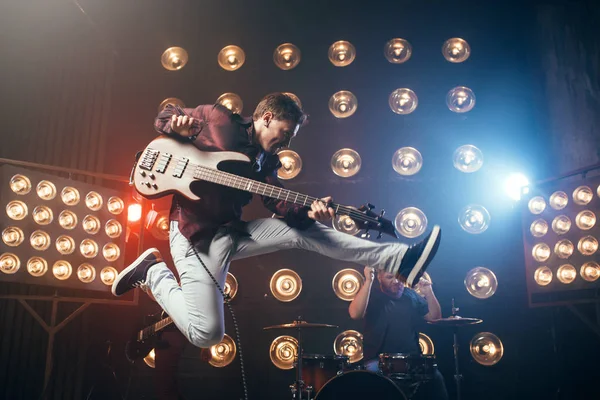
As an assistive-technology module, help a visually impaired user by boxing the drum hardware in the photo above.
[428,298,483,400]
[263,317,338,399]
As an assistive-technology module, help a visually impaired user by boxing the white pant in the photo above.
[147,218,407,348]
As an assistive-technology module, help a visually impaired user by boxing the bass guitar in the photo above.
[131,136,398,238]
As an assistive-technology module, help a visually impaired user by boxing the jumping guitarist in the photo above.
[112,93,442,350]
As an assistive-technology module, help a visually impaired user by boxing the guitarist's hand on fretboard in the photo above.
[307,196,336,222]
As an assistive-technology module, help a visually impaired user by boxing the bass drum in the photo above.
[314,371,407,400]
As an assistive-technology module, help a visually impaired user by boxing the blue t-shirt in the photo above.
[362,285,429,360]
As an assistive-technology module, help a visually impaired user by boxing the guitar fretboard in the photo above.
[192,166,380,225]
[138,316,173,341]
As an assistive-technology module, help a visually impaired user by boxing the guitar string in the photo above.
[147,154,383,225]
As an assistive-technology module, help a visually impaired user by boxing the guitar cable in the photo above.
[191,247,249,400]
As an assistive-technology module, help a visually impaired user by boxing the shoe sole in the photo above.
[111,248,161,296]
[406,225,441,287]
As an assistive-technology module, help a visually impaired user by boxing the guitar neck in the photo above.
[193,166,371,222]
[137,316,173,341]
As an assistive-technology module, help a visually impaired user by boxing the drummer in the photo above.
[349,267,448,400]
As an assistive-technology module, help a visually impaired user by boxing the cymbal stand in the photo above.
[291,317,305,400]
[451,299,462,400]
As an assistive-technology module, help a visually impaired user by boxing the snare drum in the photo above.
[302,354,348,393]
[314,370,407,400]
[379,353,437,381]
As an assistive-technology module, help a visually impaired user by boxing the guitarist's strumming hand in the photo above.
[307,196,335,222]
[170,114,195,137]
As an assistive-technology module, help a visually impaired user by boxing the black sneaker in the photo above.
[111,248,163,296]
[396,226,441,288]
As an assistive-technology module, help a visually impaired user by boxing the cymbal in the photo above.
[263,321,339,330]
[427,316,483,327]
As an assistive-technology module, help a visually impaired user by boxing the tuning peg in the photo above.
[377,232,383,239]
[367,203,375,210]
[361,229,371,239]
[379,209,385,217]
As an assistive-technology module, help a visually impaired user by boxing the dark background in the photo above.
[1,0,600,399]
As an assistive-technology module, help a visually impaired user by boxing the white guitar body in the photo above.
[133,136,251,200]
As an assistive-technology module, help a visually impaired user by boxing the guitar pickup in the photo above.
[139,148,159,171]
[155,152,172,174]
[172,157,189,178]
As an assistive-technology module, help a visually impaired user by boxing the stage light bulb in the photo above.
[530,219,548,237]
[392,147,423,175]
[581,262,600,282]
[2,226,24,247]
[6,200,28,220]
[10,174,32,195]
[216,93,243,114]
[105,219,123,238]
[161,47,188,71]
[0,253,20,274]
[465,267,498,299]
[85,191,103,211]
[549,191,568,210]
[331,149,361,177]
[332,268,365,301]
[103,243,120,262]
[389,88,418,114]
[576,211,596,230]
[557,264,576,284]
[573,186,593,205]
[328,41,356,67]
[52,261,72,280]
[274,43,301,70]
[30,230,51,251]
[552,215,571,235]
[27,257,48,277]
[33,206,53,225]
[395,207,427,238]
[442,38,471,63]
[218,45,245,71]
[447,86,476,113]
[107,197,125,215]
[56,235,75,255]
[61,187,80,206]
[534,266,552,286]
[83,215,101,235]
[80,239,99,258]
[36,180,57,200]
[528,196,546,215]
[554,239,574,259]
[453,145,483,173]
[532,243,551,262]
[77,263,96,283]
[384,38,412,63]
[578,236,598,256]
[329,91,357,118]
[100,267,117,285]
[58,210,78,230]
[458,205,490,234]
[277,150,302,180]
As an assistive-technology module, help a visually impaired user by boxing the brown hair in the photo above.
[253,93,307,126]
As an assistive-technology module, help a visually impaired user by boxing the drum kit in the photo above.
[263,301,482,400]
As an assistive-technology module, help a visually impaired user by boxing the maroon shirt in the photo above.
[153,103,313,246]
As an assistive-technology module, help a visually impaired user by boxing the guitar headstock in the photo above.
[356,203,399,239]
